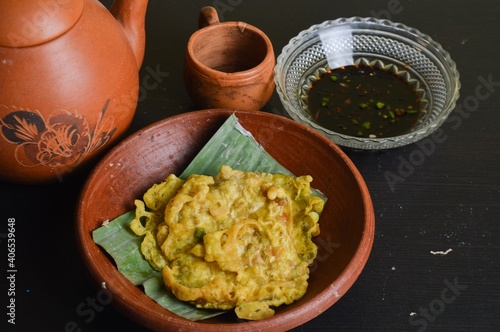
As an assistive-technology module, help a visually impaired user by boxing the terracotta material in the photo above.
[76,109,375,331]
[0,0,148,184]
[184,7,275,111]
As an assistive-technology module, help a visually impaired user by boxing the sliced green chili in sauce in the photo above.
[307,65,422,138]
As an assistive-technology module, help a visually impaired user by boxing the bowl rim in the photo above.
[186,21,276,81]
[274,16,461,150]
[75,109,375,331]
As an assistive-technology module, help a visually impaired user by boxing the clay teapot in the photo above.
[0,0,148,184]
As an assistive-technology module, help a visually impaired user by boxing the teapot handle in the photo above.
[110,0,149,69]
[198,6,220,29]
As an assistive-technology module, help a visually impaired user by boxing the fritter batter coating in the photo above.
[131,165,324,320]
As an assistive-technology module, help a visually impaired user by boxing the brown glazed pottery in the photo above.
[0,0,148,184]
[184,7,276,111]
[77,109,375,331]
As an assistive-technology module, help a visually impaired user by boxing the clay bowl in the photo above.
[76,109,375,331]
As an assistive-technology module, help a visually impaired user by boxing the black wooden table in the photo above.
[2,1,499,331]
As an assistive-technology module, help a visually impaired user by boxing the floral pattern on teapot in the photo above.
[0,99,117,168]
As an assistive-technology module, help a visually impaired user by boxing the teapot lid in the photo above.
[0,0,85,47]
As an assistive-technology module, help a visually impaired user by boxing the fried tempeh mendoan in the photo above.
[130,165,324,320]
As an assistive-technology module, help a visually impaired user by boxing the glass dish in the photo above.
[274,17,461,150]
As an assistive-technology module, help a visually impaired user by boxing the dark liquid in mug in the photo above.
[307,65,422,138]
[196,29,267,73]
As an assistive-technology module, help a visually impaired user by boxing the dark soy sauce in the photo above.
[307,65,422,138]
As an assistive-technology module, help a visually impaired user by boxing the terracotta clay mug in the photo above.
[0,0,148,184]
[184,6,275,111]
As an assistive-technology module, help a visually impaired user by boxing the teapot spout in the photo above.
[110,0,149,69]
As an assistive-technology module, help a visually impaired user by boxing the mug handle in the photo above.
[198,6,220,29]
